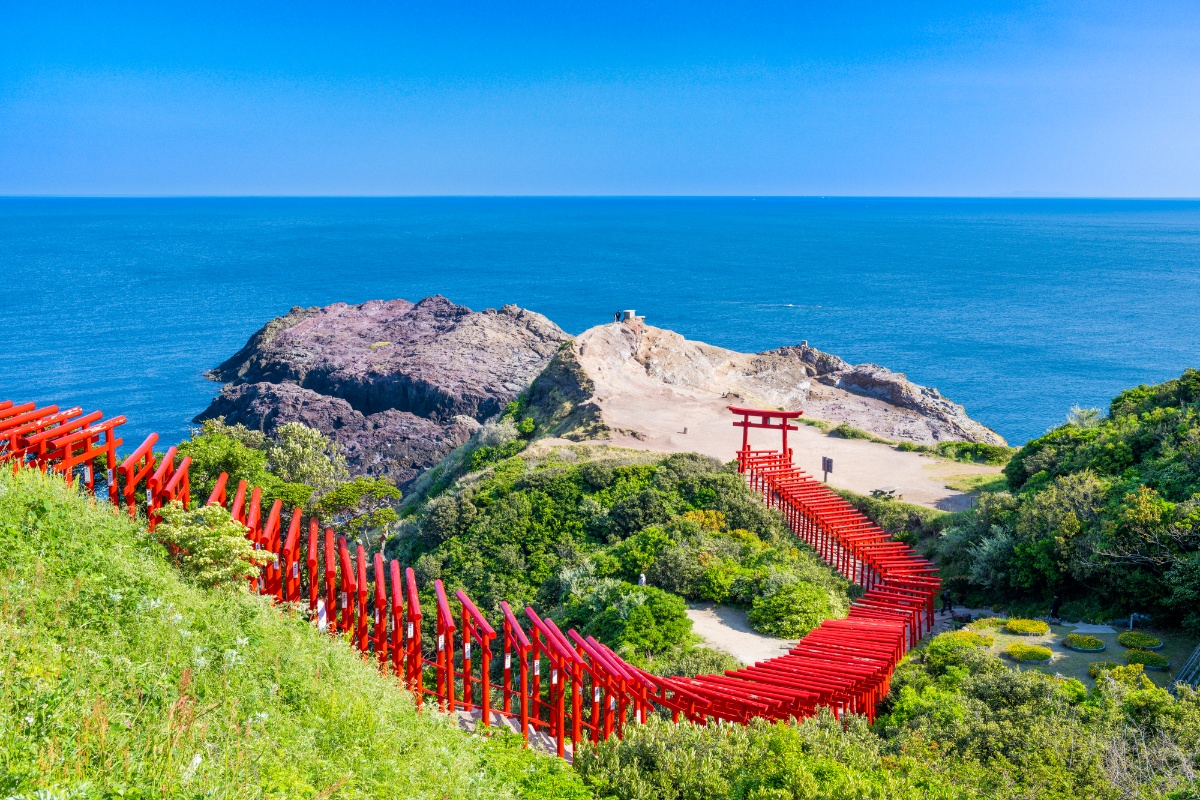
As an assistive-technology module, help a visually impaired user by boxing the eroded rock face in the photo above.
[198,296,568,486]
[549,322,1006,447]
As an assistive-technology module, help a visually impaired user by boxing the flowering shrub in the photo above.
[1005,618,1050,636]
[969,616,1008,629]
[941,630,995,648]
[1005,643,1052,662]
[1117,631,1162,649]
[1064,633,1105,650]
[1124,648,1169,668]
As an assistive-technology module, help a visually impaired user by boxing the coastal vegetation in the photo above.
[178,417,349,511]
[934,369,1200,632]
[577,626,1200,799]
[0,465,586,799]
[389,448,853,671]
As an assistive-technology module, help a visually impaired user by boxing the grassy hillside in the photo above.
[937,369,1200,628]
[0,467,588,799]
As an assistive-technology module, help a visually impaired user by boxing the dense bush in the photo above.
[940,629,995,648]
[1117,631,1162,649]
[0,465,586,798]
[936,369,1200,633]
[152,500,274,590]
[1064,633,1105,650]
[391,450,851,664]
[747,581,833,637]
[1125,648,1170,668]
[579,627,1200,799]
[1005,642,1053,662]
[178,417,348,511]
[1088,660,1120,678]
[933,441,1016,465]
[1005,618,1050,636]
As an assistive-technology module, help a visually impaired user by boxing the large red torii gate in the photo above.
[728,405,804,469]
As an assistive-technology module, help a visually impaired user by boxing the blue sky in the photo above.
[2,1,1198,196]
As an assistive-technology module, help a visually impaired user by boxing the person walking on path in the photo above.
[940,588,954,616]
[1049,594,1062,623]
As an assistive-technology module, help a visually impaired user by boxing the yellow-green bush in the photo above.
[1005,618,1050,636]
[1006,642,1052,662]
[941,629,995,648]
[1117,631,1162,649]
[1124,648,1169,668]
[1064,633,1105,650]
[1087,660,1120,679]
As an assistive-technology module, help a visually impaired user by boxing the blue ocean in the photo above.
[2,197,1198,448]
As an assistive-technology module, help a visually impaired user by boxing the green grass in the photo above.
[827,422,893,444]
[943,473,1009,494]
[0,467,589,799]
[795,416,834,433]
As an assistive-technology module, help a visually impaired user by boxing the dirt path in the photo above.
[686,602,796,665]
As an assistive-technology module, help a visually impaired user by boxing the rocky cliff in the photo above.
[198,296,569,486]
[532,321,1006,447]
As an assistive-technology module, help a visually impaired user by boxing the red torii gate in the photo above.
[728,405,803,468]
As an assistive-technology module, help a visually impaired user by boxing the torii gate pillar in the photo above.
[728,405,804,472]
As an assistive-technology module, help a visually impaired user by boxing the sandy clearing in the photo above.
[686,602,797,665]
[592,390,1000,511]
[567,321,1004,511]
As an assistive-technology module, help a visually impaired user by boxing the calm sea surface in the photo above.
[2,197,1199,448]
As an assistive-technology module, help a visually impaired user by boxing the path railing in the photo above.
[2,397,938,754]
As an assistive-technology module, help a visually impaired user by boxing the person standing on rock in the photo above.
[638,573,646,587]
[614,311,621,323]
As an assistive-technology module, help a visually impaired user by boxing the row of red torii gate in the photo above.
[1,396,939,758]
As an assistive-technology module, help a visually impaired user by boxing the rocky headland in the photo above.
[530,321,1005,446]
[199,296,1004,496]
[198,295,569,486]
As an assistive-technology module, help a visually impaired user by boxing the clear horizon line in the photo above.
[2,193,1199,201]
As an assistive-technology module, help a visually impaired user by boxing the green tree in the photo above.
[315,477,401,538]
[265,421,350,494]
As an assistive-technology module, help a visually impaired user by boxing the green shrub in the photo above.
[576,714,950,800]
[747,582,833,637]
[829,423,890,443]
[153,500,274,590]
[1117,631,1162,649]
[969,616,1009,629]
[1125,648,1170,668]
[940,629,995,648]
[1005,618,1050,636]
[1087,660,1120,678]
[1005,642,1053,662]
[1064,633,1105,650]
[933,441,1016,466]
